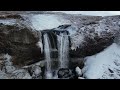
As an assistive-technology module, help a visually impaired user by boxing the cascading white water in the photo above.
[57,32,69,68]
[43,33,52,79]
[43,31,69,79]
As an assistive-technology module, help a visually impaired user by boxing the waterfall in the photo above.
[43,31,69,79]
[57,32,69,68]
[43,33,52,79]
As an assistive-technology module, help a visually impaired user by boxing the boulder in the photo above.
[57,68,74,79]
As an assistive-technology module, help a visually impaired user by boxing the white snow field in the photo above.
[29,14,70,30]
[82,43,120,79]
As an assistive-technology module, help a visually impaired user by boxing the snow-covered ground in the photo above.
[0,19,16,25]
[28,14,70,30]
[52,11,120,16]
[82,43,120,79]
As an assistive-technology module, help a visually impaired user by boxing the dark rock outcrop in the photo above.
[69,16,120,58]
[57,68,74,79]
[0,24,43,66]
[70,33,115,58]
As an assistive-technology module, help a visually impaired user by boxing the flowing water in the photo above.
[43,33,52,79]
[57,32,69,68]
[43,31,69,79]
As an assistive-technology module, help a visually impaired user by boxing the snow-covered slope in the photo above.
[27,14,70,30]
[82,43,120,79]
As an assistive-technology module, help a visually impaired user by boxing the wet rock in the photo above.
[57,68,74,79]
[69,58,84,69]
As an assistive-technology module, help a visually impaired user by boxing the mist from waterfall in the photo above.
[57,32,69,68]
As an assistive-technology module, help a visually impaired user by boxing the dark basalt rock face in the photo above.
[69,58,84,69]
[70,33,115,58]
[0,24,43,66]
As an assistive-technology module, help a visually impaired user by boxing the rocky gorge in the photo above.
[0,11,120,79]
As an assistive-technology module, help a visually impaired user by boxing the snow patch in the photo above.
[29,14,70,30]
[78,77,85,79]
[66,25,78,36]
[82,43,120,79]
[4,53,12,66]
[75,66,82,76]
[0,19,16,25]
